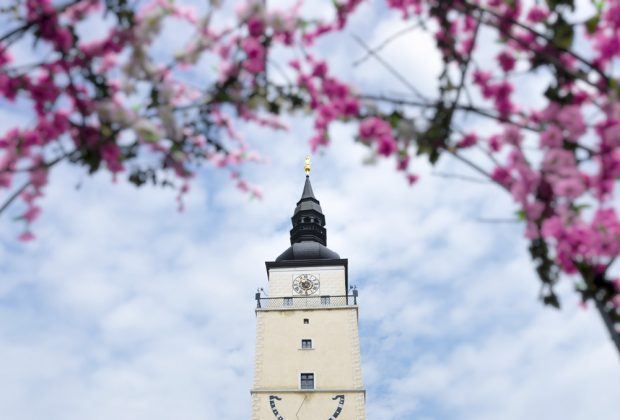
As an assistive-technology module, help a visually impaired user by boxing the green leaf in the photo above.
[543,293,561,309]
[552,16,574,50]
[585,14,600,34]
[594,0,604,12]
[571,203,591,214]
[515,209,526,221]
[388,111,403,129]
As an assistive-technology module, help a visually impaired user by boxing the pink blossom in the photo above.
[173,5,198,24]
[247,17,265,37]
[359,117,392,140]
[542,149,576,173]
[488,134,502,152]
[241,37,265,74]
[540,125,563,148]
[18,231,36,242]
[456,133,477,149]
[0,44,12,67]
[602,122,620,146]
[358,117,397,157]
[21,205,41,222]
[551,177,586,199]
[526,6,549,23]
[556,105,586,139]
[407,173,419,185]
[397,154,410,171]
[387,0,423,18]
[502,125,522,145]
[491,166,512,187]
[312,61,328,78]
[497,51,516,72]
[101,143,124,173]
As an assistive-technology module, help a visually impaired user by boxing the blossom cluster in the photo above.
[1,0,619,330]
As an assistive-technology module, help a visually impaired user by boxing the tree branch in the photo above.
[351,33,429,101]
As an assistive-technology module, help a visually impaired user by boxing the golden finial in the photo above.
[304,155,311,175]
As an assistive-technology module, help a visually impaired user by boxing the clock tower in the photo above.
[251,161,366,420]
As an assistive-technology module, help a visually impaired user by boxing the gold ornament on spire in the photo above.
[304,155,311,175]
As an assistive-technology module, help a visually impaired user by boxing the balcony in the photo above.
[255,294,358,309]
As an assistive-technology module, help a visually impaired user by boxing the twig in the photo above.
[467,1,610,87]
[0,181,30,216]
[432,171,491,184]
[0,0,82,44]
[476,217,521,224]
[353,23,421,67]
[351,34,429,101]
[359,93,542,133]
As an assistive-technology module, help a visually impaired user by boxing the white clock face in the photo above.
[292,274,320,295]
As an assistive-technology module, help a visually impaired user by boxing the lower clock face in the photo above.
[292,274,320,295]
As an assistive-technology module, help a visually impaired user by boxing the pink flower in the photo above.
[397,154,410,171]
[540,125,563,148]
[359,117,391,140]
[551,177,585,198]
[488,134,502,152]
[497,51,516,72]
[407,173,419,185]
[247,17,264,37]
[602,122,620,147]
[456,133,477,149]
[18,231,36,242]
[542,149,576,173]
[502,125,522,145]
[22,205,41,222]
[101,143,124,173]
[491,166,512,187]
[556,105,586,139]
[0,44,12,67]
[526,6,549,23]
[358,117,397,157]
[241,37,265,74]
[312,61,328,78]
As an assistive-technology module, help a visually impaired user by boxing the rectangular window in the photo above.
[301,339,312,349]
[320,296,330,305]
[300,373,314,390]
[283,297,293,306]
[303,318,309,324]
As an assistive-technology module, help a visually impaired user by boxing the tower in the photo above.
[251,159,366,420]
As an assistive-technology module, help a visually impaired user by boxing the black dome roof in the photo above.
[276,241,340,262]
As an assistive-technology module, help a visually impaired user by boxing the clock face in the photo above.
[292,274,320,295]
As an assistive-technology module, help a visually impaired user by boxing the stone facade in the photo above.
[251,262,365,420]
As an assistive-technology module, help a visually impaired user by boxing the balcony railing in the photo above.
[255,293,358,309]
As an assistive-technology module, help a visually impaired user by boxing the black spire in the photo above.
[290,175,326,245]
[275,174,340,262]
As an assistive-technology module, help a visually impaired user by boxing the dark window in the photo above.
[300,373,314,390]
[320,296,331,305]
[283,297,293,306]
[301,339,312,349]
[303,318,309,324]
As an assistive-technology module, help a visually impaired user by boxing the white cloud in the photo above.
[1,1,619,420]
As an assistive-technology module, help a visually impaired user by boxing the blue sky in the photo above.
[1,1,619,419]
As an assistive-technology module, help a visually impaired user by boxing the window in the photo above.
[283,297,293,306]
[301,339,312,349]
[320,296,331,305]
[303,318,309,324]
[300,373,314,390]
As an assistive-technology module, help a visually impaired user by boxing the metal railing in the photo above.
[255,293,358,309]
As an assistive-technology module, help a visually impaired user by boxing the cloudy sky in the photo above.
[1,1,619,419]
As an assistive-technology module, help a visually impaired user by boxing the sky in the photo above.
[1,1,619,419]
